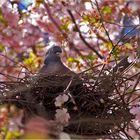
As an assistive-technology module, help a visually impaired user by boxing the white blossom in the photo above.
[0,0,7,7]
[55,108,70,125]
[8,119,19,131]
[59,132,71,140]
[55,94,69,107]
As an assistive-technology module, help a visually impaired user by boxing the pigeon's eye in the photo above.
[53,48,62,54]
[55,52,61,55]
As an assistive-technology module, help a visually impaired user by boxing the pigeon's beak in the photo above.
[56,52,61,56]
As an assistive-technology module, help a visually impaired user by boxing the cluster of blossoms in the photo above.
[55,94,70,127]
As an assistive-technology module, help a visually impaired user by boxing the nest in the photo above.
[0,64,139,139]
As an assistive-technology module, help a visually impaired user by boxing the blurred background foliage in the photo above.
[0,0,140,139]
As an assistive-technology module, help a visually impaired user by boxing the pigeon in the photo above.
[22,45,83,129]
[39,45,75,77]
[36,45,82,119]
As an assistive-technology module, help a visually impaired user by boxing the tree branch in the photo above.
[67,9,104,59]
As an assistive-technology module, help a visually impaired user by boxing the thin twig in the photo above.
[64,78,73,93]
[93,64,106,87]
[94,0,140,57]
[67,9,103,59]
[0,53,31,73]
[110,25,139,55]
[95,0,114,49]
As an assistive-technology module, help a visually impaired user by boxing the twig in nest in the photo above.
[93,64,106,87]
[63,76,77,106]
[127,74,140,103]
[64,78,73,93]
[0,72,22,80]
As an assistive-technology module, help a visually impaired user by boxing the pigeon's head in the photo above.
[46,45,62,56]
[44,45,62,65]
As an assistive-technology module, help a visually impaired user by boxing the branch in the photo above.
[95,0,114,53]
[94,0,140,57]
[112,56,131,73]
[0,53,31,73]
[127,74,140,103]
[0,72,22,80]
[111,25,139,54]
[67,9,104,59]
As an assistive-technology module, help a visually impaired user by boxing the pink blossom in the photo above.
[1,3,19,27]
[55,108,70,125]
[55,94,69,107]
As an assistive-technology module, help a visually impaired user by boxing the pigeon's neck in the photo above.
[44,56,63,66]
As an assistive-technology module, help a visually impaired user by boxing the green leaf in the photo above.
[82,14,97,24]
[67,57,77,62]
[23,51,35,65]
[91,18,97,24]
[0,43,4,52]
[84,53,96,60]
[60,21,70,31]
[11,131,21,137]
[5,131,12,140]
[124,43,132,49]
[102,5,112,14]
[104,41,112,50]
[0,9,7,25]
[112,48,119,59]
[1,127,7,132]
[82,14,89,20]
[4,130,21,140]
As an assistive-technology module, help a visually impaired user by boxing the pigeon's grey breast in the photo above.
[39,62,75,76]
